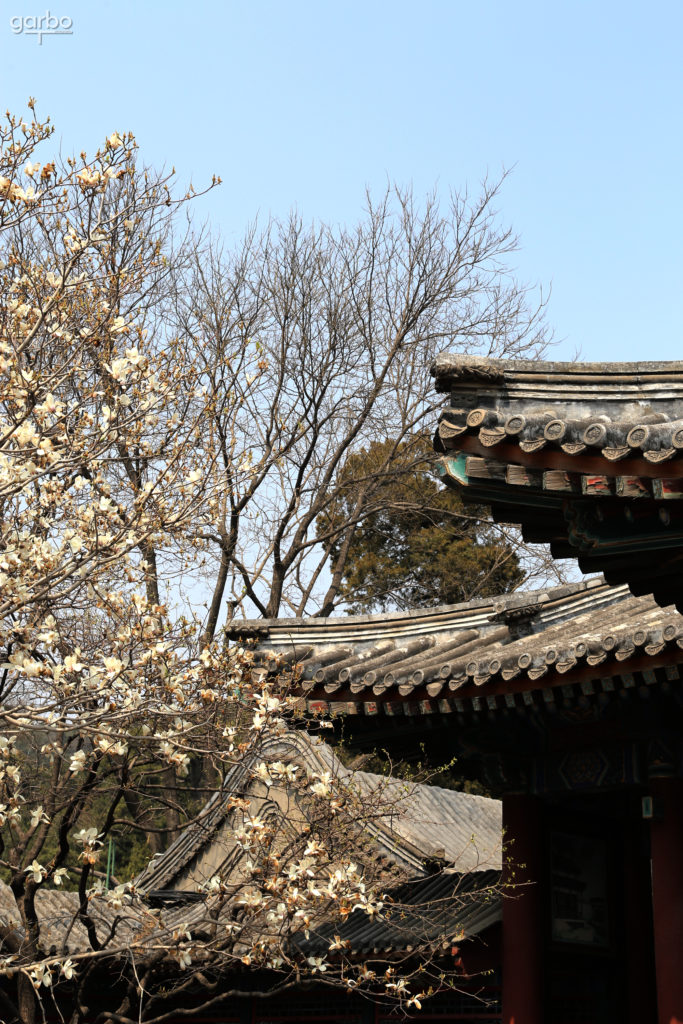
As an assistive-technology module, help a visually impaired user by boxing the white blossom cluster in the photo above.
[0,107,440,1020]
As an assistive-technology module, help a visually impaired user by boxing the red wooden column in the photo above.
[502,794,544,1024]
[650,777,683,1024]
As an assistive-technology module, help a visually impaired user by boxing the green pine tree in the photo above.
[319,436,523,613]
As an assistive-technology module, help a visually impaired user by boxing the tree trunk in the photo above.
[17,975,35,1024]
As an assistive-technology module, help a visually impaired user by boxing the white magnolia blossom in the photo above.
[27,860,47,884]
[309,771,333,798]
[29,805,49,829]
[0,106,463,1021]
[60,959,76,980]
[68,750,88,774]
[30,964,52,989]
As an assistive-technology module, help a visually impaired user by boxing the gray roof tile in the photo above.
[242,582,682,716]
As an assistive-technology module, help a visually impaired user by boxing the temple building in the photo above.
[233,354,683,1024]
[426,353,683,1023]
[21,354,678,1023]
[232,578,683,1024]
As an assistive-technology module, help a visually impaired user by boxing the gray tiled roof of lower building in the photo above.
[136,733,501,893]
[298,869,502,955]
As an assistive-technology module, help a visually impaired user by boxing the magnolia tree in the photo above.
[0,108,501,1024]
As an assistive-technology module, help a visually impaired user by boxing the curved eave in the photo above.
[243,586,683,720]
[304,644,683,721]
[431,354,683,610]
[136,734,502,889]
[435,450,683,610]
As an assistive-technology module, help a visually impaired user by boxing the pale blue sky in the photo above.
[2,0,681,363]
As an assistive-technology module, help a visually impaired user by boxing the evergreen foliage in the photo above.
[320,436,523,613]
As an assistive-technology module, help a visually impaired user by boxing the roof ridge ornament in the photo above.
[488,603,542,625]
[431,353,505,388]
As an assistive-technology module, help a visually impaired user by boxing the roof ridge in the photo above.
[227,578,611,637]
[432,353,683,385]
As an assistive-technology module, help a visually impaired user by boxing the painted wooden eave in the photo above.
[430,354,683,610]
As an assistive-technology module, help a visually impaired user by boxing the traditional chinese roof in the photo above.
[230,579,683,720]
[137,733,502,893]
[0,881,199,959]
[0,737,502,963]
[430,355,683,609]
[0,870,501,966]
[298,869,501,956]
